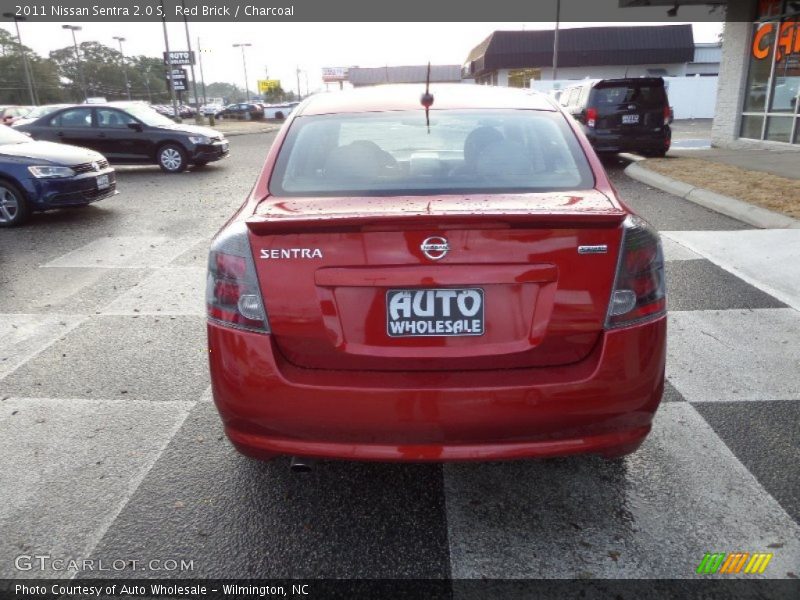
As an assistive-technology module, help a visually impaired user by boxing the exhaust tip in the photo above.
[290,456,315,473]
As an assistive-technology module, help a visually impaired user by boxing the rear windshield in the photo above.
[270,110,594,196]
[592,84,667,107]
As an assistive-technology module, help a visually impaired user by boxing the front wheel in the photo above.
[158,144,187,173]
[0,180,31,227]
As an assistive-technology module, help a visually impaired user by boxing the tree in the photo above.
[205,81,243,103]
[0,29,62,104]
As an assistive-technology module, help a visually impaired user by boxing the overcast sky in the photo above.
[3,21,722,95]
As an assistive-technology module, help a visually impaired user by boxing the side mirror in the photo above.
[127,123,143,132]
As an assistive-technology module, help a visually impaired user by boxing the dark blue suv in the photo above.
[0,124,116,226]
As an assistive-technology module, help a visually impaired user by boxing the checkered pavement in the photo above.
[1,224,798,581]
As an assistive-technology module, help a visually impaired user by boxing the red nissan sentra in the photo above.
[207,84,666,463]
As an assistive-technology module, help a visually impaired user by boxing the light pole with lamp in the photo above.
[112,36,132,100]
[3,13,37,105]
[232,43,251,102]
[62,25,88,101]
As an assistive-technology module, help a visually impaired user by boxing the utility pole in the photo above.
[62,25,87,101]
[552,0,560,81]
[2,13,36,105]
[113,36,132,100]
[233,43,251,101]
[159,0,180,121]
[197,38,207,105]
[180,0,200,110]
[296,66,302,101]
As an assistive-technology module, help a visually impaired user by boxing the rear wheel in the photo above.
[275,111,284,120]
[0,180,31,227]
[158,144,187,173]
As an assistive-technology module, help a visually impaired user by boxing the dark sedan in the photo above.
[16,102,229,173]
[218,103,263,120]
[0,124,116,227]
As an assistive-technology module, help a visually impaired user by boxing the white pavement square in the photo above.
[443,402,800,579]
[0,314,86,381]
[42,236,204,269]
[661,237,703,262]
[667,308,800,403]
[100,267,206,316]
[0,397,193,578]
[662,230,800,310]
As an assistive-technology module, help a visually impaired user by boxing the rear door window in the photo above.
[50,108,93,128]
[593,84,666,107]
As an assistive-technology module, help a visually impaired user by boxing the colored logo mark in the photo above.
[696,552,773,575]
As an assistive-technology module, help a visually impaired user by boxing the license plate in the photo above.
[96,174,110,190]
[386,288,484,337]
[622,114,639,124]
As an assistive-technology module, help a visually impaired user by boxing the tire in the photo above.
[275,111,284,120]
[193,160,208,168]
[643,149,668,158]
[0,179,31,227]
[157,144,187,173]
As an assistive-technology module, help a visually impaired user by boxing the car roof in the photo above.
[297,84,556,116]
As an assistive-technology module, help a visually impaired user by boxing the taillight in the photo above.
[606,216,666,328]
[586,107,597,128]
[664,106,672,126]
[206,221,270,332]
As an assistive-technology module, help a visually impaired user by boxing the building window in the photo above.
[740,1,800,144]
[508,68,540,88]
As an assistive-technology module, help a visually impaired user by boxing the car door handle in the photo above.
[98,133,106,138]
[56,131,64,137]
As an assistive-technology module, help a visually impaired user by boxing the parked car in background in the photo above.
[206,84,667,464]
[11,104,72,128]
[16,102,229,173]
[0,124,116,226]
[559,77,672,157]
[1,106,34,126]
[202,103,224,117]
[263,102,300,120]
[218,103,263,120]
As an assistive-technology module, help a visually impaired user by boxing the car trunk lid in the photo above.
[247,192,625,371]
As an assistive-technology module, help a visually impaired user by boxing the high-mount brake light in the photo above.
[206,222,270,332]
[606,216,666,328]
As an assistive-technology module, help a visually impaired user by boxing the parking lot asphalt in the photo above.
[0,134,798,582]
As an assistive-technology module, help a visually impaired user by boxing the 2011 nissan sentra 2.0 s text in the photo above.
[206,84,667,463]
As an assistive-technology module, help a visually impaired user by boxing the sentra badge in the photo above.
[260,248,323,259]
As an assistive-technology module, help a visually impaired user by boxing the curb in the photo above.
[624,161,800,230]
[221,126,280,137]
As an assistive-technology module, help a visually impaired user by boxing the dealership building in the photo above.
[709,0,800,148]
[621,0,799,149]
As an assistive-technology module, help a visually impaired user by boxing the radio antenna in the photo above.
[420,62,434,133]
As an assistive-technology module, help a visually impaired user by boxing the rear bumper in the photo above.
[586,128,670,154]
[208,316,666,462]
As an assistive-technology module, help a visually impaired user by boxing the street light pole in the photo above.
[197,38,207,106]
[159,0,180,121]
[2,14,36,105]
[552,0,560,81]
[180,0,200,112]
[112,36,132,100]
[296,66,302,101]
[233,43,251,101]
[62,25,87,101]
